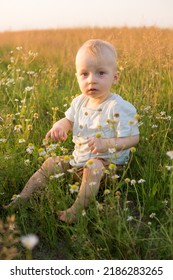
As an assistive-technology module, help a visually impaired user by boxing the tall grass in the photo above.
[0,27,173,260]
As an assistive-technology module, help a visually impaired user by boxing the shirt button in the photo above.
[79,125,83,129]
[84,112,88,115]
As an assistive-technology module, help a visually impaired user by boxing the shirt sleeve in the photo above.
[64,94,83,122]
[115,100,139,137]
[65,100,75,122]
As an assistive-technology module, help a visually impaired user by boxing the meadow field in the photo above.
[0,27,173,260]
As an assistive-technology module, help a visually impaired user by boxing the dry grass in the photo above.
[0,27,172,67]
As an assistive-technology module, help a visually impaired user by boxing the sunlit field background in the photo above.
[0,27,173,260]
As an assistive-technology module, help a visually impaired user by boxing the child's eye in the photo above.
[99,71,105,75]
[81,72,88,77]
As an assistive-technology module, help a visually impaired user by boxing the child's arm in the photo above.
[106,135,139,151]
[88,135,139,154]
[46,117,73,142]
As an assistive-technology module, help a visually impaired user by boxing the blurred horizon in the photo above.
[0,0,172,32]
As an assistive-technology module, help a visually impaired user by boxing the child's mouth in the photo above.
[88,88,97,93]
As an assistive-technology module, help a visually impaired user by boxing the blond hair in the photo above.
[76,39,117,69]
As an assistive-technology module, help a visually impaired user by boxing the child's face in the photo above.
[76,48,118,101]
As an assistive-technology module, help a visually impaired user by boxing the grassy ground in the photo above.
[0,27,173,260]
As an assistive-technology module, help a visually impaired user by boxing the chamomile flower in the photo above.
[11,194,21,201]
[109,163,116,170]
[0,138,7,143]
[26,143,34,154]
[33,113,39,119]
[165,165,173,171]
[69,183,79,194]
[162,199,168,206]
[38,148,46,157]
[149,213,156,219]
[134,114,140,120]
[115,191,121,197]
[82,210,86,216]
[27,124,33,131]
[111,174,120,180]
[93,169,100,175]
[18,138,26,144]
[130,147,136,153]
[124,178,131,183]
[131,179,136,186]
[16,46,23,51]
[24,159,30,166]
[63,155,70,163]
[37,157,44,162]
[21,234,39,250]
[24,86,34,92]
[151,124,158,128]
[108,148,116,153]
[166,151,173,160]
[86,159,95,168]
[103,189,111,195]
[138,179,146,184]
[104,169,110,174]
[14,124,22,132]
[95,132,101,138]
[50,173,64,180]
[89,181,97,187]
[96,201,104,211]
[67,167,77,173]
[127,216,133,222]
[46,144,57,152]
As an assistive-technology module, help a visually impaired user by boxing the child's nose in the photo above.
[88,74,96,84]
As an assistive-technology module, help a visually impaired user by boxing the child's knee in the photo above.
[41,156,60,174]
[88,158,104,169]
[85,158,104,176]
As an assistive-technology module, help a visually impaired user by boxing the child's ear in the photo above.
[113,73,119,84]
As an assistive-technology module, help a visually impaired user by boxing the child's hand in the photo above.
[45,124,67,142]
[88,137,108,154]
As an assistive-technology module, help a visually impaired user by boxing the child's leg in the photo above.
[4,156,65,208]
[58,158,105,223]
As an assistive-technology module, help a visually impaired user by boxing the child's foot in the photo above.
[3,204,9,210]
[3,201,16,210]
[57,208,77,224]
[3,196,22,210]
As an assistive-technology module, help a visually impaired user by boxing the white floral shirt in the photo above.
[65,93,139,167]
